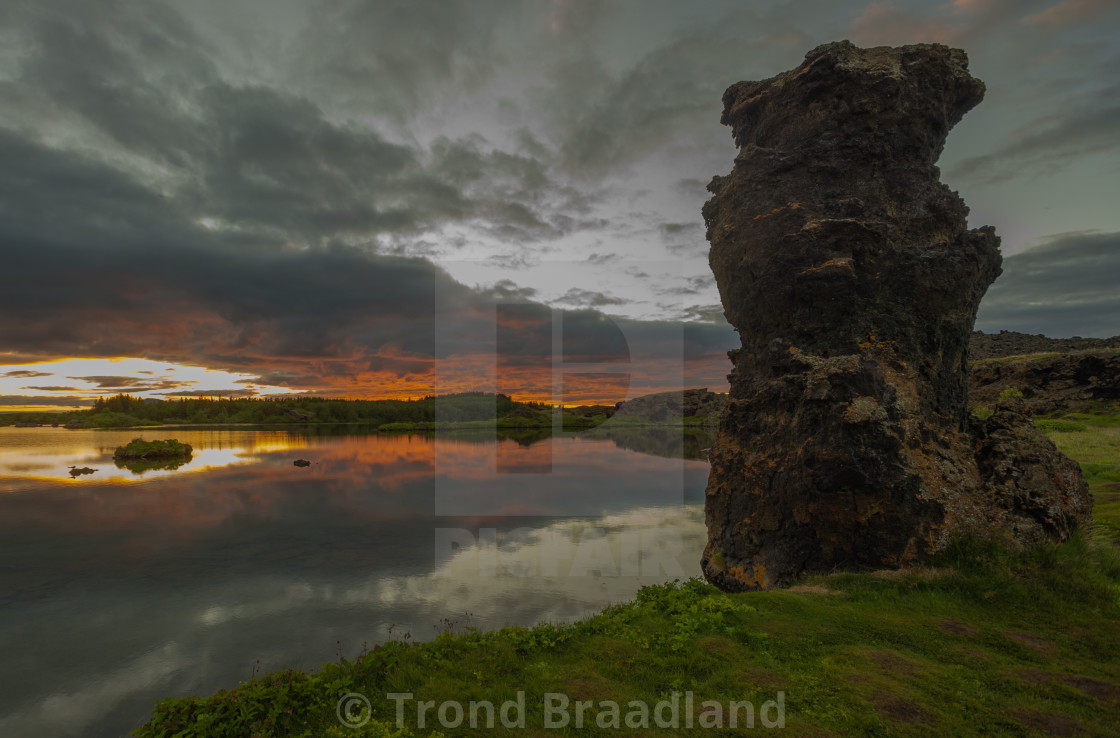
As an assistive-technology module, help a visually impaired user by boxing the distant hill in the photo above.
[968,332,1120,413]
[970,348,1120,414]
[611,388,727,426]
[970,330,1120,360]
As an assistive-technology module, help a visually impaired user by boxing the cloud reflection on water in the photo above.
[0,427,710,737]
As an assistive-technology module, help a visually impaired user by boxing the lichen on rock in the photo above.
[701,40,1092,592]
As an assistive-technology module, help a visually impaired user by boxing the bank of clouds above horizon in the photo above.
[0,0,1117,407]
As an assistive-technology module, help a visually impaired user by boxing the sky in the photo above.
[1,0,1118,409]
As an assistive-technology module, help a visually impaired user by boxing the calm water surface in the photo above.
[0,426,711,737]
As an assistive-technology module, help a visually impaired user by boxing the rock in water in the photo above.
[701,41,1092,591]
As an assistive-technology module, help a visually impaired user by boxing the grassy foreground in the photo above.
[134,411,1120,737]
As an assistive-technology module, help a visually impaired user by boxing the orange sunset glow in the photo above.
[1,310,733,409]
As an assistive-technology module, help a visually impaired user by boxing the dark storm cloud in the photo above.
[67,376,196,391]
[233,372,303,387]
[0,121,463,381]
[14,13,216,164]
[976,231,1120,338]
[483,280,539,301]
[0,395,91,407]
[192,85,438,241]
[657,275,716,297]
[484,251,540,270]
[0,111,725,392]
[160,389,258,398]
[949,81,1120,184]
[527,1,820,181]
[675,178,708,196]
[561,310,630,363]
[1,0,588,254]
[5,0,1108,400]
[841,0,1120,188]
[559,310,733,389]
[659,221,707,257]
[681,305,727,324]
[682,321,736,357]
[545,36,738,178]
[551,289,628,309]
[295,0,510,123]
[660,223,700,237]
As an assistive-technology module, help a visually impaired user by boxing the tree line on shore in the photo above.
[0,392,558,428]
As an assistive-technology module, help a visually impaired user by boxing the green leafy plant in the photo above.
[997,386,1024,403]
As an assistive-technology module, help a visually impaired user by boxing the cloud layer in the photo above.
[0,0,1117,401]
[977,230,1120,338]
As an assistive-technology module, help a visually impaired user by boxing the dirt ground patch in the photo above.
[1017,668,1120,701]
[867,650,918,676]
[734,666,785,690]
[1011,709,1083,736]
[938,618,980,636]
[562,673,622,703]
[1005,630,1059,653]
[958,647,990,661]
[870,691,927,724]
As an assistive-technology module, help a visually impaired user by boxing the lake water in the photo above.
[0,425,712,737]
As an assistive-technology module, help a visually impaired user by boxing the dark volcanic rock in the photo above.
[971,350,1120,414]
[972,397,1091,538]
[701,41,1091,591]
[971,331,1120,361]
[612,388,727,425]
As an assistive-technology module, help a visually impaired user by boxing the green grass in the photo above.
[133,409,1120,738]
[970,351,1063,367]
[113,438,193,459]
[1037,408,1120,540]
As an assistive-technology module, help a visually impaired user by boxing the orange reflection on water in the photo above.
[0,427,307,486]
[0,431,445,539]
[0,428,703,535]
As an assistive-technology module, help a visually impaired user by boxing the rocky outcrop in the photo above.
[612,388,727,426]
[971,350,1120,414]
[971,330,1120,361]
[701,41,1092,591]
[972,397,1090,536]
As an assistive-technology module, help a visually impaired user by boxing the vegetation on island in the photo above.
[112,438,194,474]
[113,438,194,459]
[133,405,1120,737]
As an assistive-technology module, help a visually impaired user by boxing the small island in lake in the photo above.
[113,438,194,460]
[112,438,194,474]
